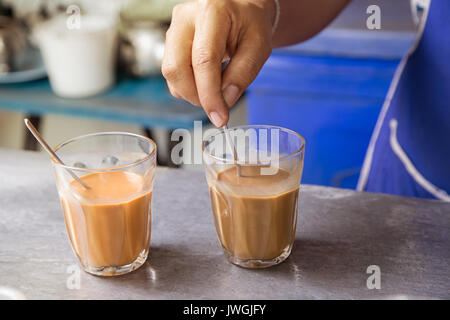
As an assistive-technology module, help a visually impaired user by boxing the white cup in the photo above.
[34,15,118,98]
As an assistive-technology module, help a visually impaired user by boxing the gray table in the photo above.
[0,149,448,300]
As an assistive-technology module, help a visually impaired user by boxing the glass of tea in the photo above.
[52,132,156,276]
[203,125,305,268]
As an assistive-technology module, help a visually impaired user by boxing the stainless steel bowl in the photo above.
[118,18,165,77]
[0,16,28,73]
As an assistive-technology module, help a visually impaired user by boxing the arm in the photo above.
[162,0,350,127]
[273,0,351,47]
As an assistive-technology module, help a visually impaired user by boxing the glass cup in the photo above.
[202,125,305,268]
[52,132,156,276]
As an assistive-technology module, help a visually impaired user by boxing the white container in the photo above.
[34,15,118,98]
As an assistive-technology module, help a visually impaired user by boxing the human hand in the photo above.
[162,0,275,127]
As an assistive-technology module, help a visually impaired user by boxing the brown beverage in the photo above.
[60,171,152,268]
[209,166,299,261]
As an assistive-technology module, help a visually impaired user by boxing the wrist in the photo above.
[270,0,280,34]
[249,0,278,33]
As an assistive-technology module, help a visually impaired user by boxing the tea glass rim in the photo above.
[202,125,305,165]
[52,131,157,172]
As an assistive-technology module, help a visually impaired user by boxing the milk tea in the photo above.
[59,171,152,269]
[209,166,299,262]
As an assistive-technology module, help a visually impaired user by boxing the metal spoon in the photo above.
[223,124,241,176]
[24,118,91,190]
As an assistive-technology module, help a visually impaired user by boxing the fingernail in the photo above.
[209,111,224,127]
[223,84,240,107]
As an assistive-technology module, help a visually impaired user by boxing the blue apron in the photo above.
[357,0,450,201]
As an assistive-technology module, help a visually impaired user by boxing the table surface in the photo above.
[0,149,448,300]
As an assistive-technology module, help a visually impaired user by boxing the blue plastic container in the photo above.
[246,29,415,188]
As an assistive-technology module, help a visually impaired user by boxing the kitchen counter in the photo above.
[0,149,448,299]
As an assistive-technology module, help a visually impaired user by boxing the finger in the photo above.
[162,4,200,106]
[191,6,231,127]
[166,82,181,99]
[221,30,272,108]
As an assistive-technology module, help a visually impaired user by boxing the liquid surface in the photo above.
[210,166,299,261]
[60,171,152,268]
[71,170,144,202]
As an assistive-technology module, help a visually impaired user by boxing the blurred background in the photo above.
[0,0,420,188]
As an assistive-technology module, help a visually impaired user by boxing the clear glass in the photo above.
[52,132,157,276]
[202,125,305,268]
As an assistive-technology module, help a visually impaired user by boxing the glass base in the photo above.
[222,246,292,269]
[80,250,148,276]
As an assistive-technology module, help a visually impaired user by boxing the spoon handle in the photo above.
[24,119,91,190]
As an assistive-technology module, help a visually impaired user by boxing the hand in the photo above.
[162,0,275,127]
